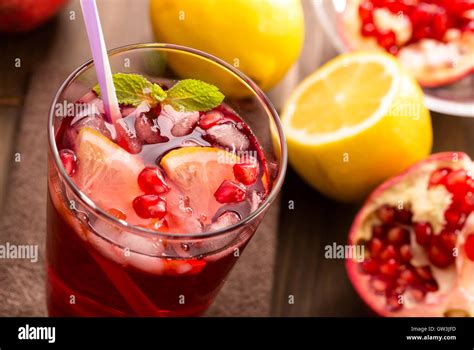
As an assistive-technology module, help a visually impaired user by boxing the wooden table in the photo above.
[0,0,473,317]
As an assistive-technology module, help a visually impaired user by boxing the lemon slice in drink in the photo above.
[160,146,239,223]
[74,128,144,223]
[281,52,432,202]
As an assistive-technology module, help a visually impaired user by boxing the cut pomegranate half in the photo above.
[347,152,474,317]
[339,0,474,87]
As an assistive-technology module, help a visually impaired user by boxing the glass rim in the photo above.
[47,43,288,239]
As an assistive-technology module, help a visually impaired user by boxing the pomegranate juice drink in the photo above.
[47,45,286,317]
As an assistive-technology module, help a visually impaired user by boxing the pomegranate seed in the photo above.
[376,205,396,224]
[380,244,399,261]
[398,269,417,285]
[214,180,246,203]
[360,258,379,275]
[424,279,439,292]
[395,208,413,224]
[428,167,451,187]
[150,218,169,232]
[369,238,385,258]
[132,194,167,219]
[438,230,457,253]
[428,242,454,267]
[464,233,474,261]
[369,275,389,295]
[387,226,410,246]
[386,293,403,311]
[59,149,77,176]
[385,0,408,14]
[376,30,397,51]
[380,259,399,277]
[445,169,470,195]
[138,167,170,194]
[233,159,258,185]
[433,11,448,40]
[444,207,466,230]
[361,22,377,36]
[414,222,433,246]
[358,1,374,24]
[459,192,474,213]
[372,224,387,238]
[415,266,434,281]
[106,208,127,221]
[399,244,413,262]
[199,111,224,130]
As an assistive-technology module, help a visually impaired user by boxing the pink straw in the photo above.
[80,0,121,124]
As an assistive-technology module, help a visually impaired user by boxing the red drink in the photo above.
[46,45,286,317]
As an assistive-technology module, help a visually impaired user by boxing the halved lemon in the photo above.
[160,146,239,223]
[74,128,144,223]
[281,52,432,202]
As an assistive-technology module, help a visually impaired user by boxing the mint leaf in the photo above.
[165,79,224,112]
[93,73,166,107]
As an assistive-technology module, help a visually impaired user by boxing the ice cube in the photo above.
[63,115,113,149]
[161,105,199,137]
[207,211,241,232]
[206,123,250,151]
[116,119,143,154]
[135,113,168,144]
[249,191,264,212]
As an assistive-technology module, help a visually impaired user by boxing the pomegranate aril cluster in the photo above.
[360,165,474,311]
[361,205,439,311]
[133,166,170,221]
[357,0,474,54]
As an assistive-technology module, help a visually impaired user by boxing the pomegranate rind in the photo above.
[347,152,474,316]
[338,0,474,87]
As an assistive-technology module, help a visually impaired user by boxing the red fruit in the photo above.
[376,30,397,51]
[395,208,413,224]
[398,269,417,285]
[59,149,77,176]
[341,0,474,87]
[459,192,474,213]
[380,244,399,261]
[199,111,224,130]
[387,226,410,246]
[361,22,377,36]
[346,152,474,316]
[445,169,470,196]
[372,224,387,238]
[380,259,399,277]
[233,159,258,185]
[399,244,413,262]
[360,258,379,275]
[428,242,454,267]
[415,265,434,281]
[376,205,396,224]
[132,194,167,219]
[429,167,451,187]
[358,1,374,24]
[369,237,385,258]
[214,180,246,203]
[464,233,474,261]
[414,222,433,246]
[0,0,67,32]
[444,208,465,230]
[138,167,170,194]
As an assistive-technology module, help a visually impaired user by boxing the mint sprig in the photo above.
[93,73,224,112]
[93,73,166,107]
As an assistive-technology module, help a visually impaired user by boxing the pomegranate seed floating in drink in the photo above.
[347,152,474,317]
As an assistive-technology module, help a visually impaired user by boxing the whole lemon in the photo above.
[149,0,304,96]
